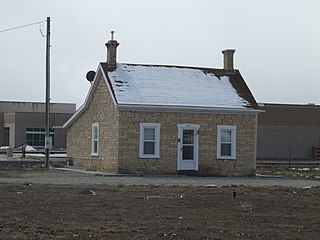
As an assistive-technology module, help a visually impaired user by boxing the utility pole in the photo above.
[45,17,51,168]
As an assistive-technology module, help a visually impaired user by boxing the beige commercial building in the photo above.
[0,101,75,149]
[257,103,320,160]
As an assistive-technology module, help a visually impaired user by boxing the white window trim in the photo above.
[139,123,160,158]
[91,122,99,156]
[217,125,237,160]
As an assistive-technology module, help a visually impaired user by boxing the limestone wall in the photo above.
[67,75,119,172]
[118,111,257,175]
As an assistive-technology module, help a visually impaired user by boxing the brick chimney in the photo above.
[222,49,235,73]
[105,31,119,68]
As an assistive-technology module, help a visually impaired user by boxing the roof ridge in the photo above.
[120,62,226,71]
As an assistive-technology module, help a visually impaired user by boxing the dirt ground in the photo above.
[0,164,320,240]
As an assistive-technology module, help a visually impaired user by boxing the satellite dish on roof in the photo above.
[86,70,96,83]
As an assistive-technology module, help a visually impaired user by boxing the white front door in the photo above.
[177,124,200,171]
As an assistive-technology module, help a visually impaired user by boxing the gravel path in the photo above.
[1,168,320,188]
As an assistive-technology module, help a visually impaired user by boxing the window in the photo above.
[26,128,54,147]
[91,123,99,156]
[217,125,237,159]
[139,123,160,158]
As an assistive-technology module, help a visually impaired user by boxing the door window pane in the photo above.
[183,146,194,160]
[183,130,194,144]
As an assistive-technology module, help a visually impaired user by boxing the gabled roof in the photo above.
[64,63,259,128]
[101,63,259,110]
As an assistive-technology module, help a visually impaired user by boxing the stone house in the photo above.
[64,37,260,175]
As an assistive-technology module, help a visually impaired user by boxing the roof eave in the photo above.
[116,104,261,114]
[63,101,86,129]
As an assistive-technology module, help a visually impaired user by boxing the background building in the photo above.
[0,101,76,149]
[257,103,320,160]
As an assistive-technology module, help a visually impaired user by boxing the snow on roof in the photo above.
[107,63,249,109]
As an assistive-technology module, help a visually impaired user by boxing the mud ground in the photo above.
[0,163,320,240]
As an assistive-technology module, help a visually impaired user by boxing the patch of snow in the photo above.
[27,153,67,158]
[108,64,249,108]
[25,145,37,152]
[297,168,310,171]
[256,173,283,178]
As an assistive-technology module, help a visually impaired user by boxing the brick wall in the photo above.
[67,74,119,172]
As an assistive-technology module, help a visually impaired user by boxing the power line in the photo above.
[0,20,45,33]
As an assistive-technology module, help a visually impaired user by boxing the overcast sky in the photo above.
[1,0,319,108]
